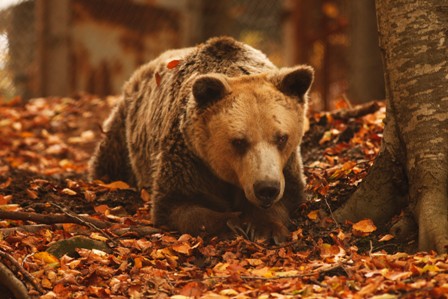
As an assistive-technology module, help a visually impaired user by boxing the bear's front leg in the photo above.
[152,194,240,237]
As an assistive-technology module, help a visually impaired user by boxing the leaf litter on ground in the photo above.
[0,96,446,298]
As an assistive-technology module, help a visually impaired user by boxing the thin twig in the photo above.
[0,210,161,239]
[50,202,120,247]
[0,249,45,295]
[323,196,340,229]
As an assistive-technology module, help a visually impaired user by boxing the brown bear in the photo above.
[89,37,313,243]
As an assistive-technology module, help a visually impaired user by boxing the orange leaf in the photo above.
[307,210,319,221]
[319,243,345,258]
[0,177,12,189]
[34,251,59,264]
[180,281,203,297]
[172,242,192,255]
[0,194,12,205]
[133,257,143,269]
[98,181,131,190]
[94,204,109,214]
[140,189,151,202]
[61,188,77,196]
[0,204,19,211]
[334,97,350,110]
[62,223,81,233]
[53,283,68,294]
[379,234,394,242]
[167,59,180,69]
[352,219,377,236]
[84,190,96,202]
[155,72,161,86]
[26,188,39,199]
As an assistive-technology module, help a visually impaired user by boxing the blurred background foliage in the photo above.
[0,0,385,111]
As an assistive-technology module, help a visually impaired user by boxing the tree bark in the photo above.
[335,0,448,253]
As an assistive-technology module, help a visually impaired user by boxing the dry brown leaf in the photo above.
[98,181,131,190]
[352,219,377,236]
[307,209,319,220]
[140,188,151,202]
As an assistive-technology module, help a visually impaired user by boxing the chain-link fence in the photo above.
[0,0,287,102]
[1,0,372,110]
[0,0,35,101]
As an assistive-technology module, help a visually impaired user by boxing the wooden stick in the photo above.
[0,249,45,295]
[0,209,111,229]
[331,101,381,120]
[0,261,30,299]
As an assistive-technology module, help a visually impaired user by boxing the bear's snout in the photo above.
[253,180,280,208]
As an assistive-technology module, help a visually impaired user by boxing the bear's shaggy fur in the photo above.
[90,37,313,242]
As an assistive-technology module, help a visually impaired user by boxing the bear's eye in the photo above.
[231,138,249,154]
[276,134,289,150]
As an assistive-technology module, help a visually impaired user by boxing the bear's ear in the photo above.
[271,66,314,102]
[192,74,230,108]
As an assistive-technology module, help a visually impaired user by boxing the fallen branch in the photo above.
[0,209,111,229]
[0,224,56,236]
[113,226,161,237]
[331,101,381,120]
[177,262,345,285]
[0,210,161,238]
[0,249,45,295]
[240,262,344,281]
[0,261,30,299]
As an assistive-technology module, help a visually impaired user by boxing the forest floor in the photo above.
[0,95,447,299]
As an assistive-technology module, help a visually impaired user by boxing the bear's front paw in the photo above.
[227,217,290,244]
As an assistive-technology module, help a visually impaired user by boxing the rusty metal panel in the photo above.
[70,0,181,96]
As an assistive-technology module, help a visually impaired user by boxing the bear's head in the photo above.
[185,66,313,209]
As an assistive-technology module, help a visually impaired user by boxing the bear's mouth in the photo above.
[259,202,273,209]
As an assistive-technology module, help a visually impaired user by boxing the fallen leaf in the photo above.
[94,204,109,214]
[251,267,274,278]
[167,59,181,69]
[219,289,239,296]
[379,234,394,242]
[84,190,96,201]
[140,188,151,202]
[98,181,131,190]
[34,251,60,265]
[0,177,12,189]
[0,203,20,211]
[179,281,203,297]
[246,258,263,266]
[0,194,12,205]
[155,72,161,86]
[352,219,377,236]
[26,188,39,199]
[307,210,319,220]
[61,188,77,196]
[172,242,192,255]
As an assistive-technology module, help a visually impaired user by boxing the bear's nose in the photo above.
[253,180,280,208]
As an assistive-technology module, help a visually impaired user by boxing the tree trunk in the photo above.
[348,0,385,103]
[335,0,448,253]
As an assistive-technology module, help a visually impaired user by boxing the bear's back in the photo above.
[183,37,277,77]
[122,37,279,189]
